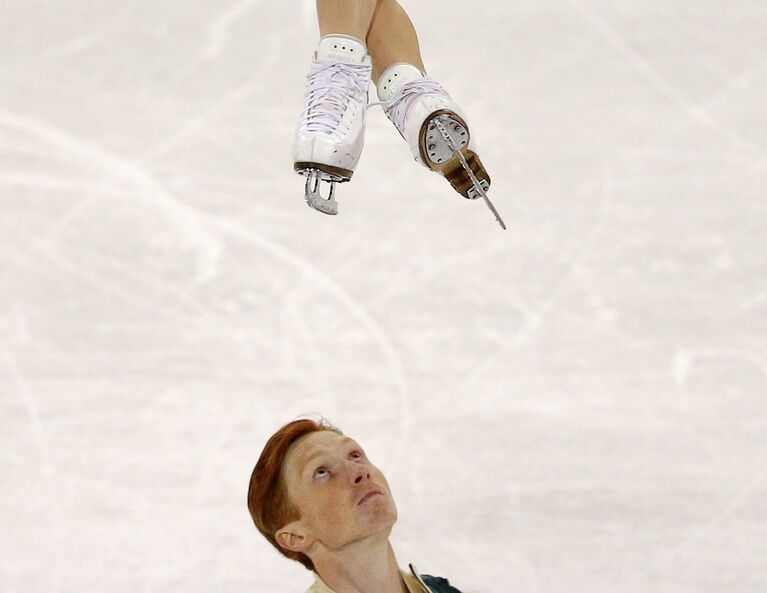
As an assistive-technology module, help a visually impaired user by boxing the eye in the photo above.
[314,466,329,479]
[350,450,364,460]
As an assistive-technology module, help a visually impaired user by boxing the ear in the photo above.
[275,519,314,554]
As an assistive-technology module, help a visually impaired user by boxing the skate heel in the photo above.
[293,162,354,181]
[418,110,491,199]
[444,151,490,199]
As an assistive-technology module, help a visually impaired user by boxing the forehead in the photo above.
[285,431,358,474]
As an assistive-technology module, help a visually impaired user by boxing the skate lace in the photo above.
[299,60,372,135]
[368,76,450,133]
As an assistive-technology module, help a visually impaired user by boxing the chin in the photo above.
[362,507,397,533]
[380,507,398,529]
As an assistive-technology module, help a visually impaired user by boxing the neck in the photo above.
[313,539,407,593]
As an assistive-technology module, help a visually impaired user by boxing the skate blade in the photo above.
[427,113,507,230]
[307,192,338,215]
[302,169,339,215]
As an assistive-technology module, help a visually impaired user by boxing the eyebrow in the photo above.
[300,437,356,474]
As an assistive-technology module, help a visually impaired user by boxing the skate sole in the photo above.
[294,162,353,182]
[418,109,491,199]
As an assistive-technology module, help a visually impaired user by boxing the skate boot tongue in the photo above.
[316,34,367,64]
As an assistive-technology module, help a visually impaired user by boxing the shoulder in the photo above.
[420,574,468,593]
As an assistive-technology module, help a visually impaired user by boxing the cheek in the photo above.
[307,488,349,524]
[301,491,326,521]
[316,498,354,531]
[373,468,390,489]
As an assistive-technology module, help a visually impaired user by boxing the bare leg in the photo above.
[366,0,426,83]
[316,0,378,41]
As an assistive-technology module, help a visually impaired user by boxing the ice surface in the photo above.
[1,1,766,592]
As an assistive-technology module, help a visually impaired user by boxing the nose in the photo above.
[350,462,371,484]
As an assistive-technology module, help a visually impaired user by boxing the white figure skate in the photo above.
[293,34,372,215]
[374,63,506,229]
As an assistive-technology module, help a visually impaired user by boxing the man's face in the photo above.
[278,431,398,553]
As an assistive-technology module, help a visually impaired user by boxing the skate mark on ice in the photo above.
[157,36,280,159]
[36,244,214,327]
[650,468,767,572]
[694,59,767,111]
[195,213,414,481]
[461,519,547,593]
[0,172,130,194]
[188,289,337,505]
[202,0,264,60]
[3,209,217,328]
[0,304,29,346]
[190,286,340,505]
[0,209,215,328]
[0,342,68,586]
[284,283,333,398]
[0,197,98,287]
[0,343,52,471]
[566,0,767,161]
[140,82,261,160]
[651,59,767,157]
[43,26,113,59]
[0,109,223,288]
[659,347,767,572]
[460,171,614,387]
[672,347,767,390]
[734,289,767,315]
[367,244,535,319]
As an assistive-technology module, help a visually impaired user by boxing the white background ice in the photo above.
[1,1,766,592]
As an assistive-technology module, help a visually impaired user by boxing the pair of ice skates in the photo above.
[292,34,506,229]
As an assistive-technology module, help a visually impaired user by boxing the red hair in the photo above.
[247,417,343,571]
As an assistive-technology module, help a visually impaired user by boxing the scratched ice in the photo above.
[1,1,766,592]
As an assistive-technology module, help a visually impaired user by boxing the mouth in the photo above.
[357,489,383,505]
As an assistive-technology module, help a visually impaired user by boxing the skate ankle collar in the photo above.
[376,63,424,102]
[316,34,367,64]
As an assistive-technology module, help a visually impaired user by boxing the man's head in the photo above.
[247,418,397,572]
